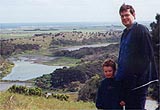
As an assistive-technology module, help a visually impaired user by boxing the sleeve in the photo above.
[95,81,104,109]
[142,27,158,81]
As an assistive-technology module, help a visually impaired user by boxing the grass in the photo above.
[16,48,52,56]
[10,35,53,48]
[43,57,81,67]
[0,33,33,39]
[0,92,96,110]
[0,61,14,80]
[0,28,106,39]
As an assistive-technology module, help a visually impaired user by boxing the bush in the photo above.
[52,93,69,101]
[78,74,101,102]
[8,85,42,96]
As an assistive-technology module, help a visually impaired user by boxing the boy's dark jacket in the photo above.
[115,22,158,91]
[96,78,121,109]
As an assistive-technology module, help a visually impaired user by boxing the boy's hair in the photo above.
[119,3,135,15]
[102,59,116,73]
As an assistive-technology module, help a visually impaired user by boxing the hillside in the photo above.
[0,57,14,80]
[0,30,121,57]
[0,92,96,110]
[34,43,119,90]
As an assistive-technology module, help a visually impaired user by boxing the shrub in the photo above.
[52,93,69,101]
[8,85,42,96]
[78,74,101,102]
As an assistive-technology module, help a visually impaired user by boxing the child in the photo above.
[96,59,125,109]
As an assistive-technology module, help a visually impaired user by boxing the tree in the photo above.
[51,67,88,89]
[150,14,160,73]
[149,14,160,102]
[78,74,101,102]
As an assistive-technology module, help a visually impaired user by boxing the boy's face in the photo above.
[103,66,114,78]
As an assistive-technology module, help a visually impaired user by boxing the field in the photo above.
[43,57,81,66]
[0,25,110,39]
[0,92,96,110]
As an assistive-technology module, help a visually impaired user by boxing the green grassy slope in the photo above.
[0,92,96,110]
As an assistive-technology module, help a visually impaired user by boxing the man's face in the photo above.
[120,9,135,28]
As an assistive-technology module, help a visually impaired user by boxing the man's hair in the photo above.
[119,3,135,15]
[102,59,116,73]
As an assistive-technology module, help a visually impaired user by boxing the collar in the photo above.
[123,21,137,32]
[127,21,137,30]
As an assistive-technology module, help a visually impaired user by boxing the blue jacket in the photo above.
[115,22,158,91]
[96,78,121,109]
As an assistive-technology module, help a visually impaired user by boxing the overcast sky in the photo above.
[0,0,160,23]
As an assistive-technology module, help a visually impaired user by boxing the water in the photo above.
[0,22,122,29]
[2,59,63,81]
[60,42,117,51]
[0,22,151,31]
[0,81,33,91]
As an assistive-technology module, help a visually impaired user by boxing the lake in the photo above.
[2,57,63,81]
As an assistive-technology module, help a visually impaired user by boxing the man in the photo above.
[115,4,158,109]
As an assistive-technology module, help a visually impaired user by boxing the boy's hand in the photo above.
[120,101,125,106]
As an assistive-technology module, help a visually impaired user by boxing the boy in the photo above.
[96,59,125,109]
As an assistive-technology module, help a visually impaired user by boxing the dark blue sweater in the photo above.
[96,78,121,109]
[115,22,158,91]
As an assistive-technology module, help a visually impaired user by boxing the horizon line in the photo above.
[0,20,152,24]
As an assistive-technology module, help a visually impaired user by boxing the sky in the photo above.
[0,0,160,23]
